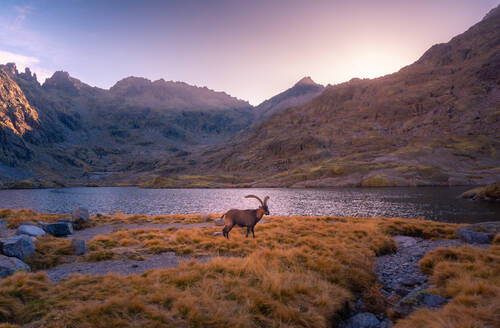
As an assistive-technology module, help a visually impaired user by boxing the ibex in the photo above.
[221,195,270,239]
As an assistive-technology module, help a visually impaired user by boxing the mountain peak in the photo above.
[294,76,318,87]
[482,4,500,21]
[43,71,86,94]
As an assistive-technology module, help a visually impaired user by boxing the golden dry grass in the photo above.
[26,237,75,270]
[1,210,495,327]
[377,218,459,239]
[395,238,500,327]
[88,211,219,226]
[0,216,400,327]
[0,209,65,228]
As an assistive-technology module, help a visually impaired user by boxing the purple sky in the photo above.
[0,0,498,105]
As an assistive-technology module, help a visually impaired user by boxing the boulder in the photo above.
[457,222,498,244]
[43,222,73,236]
[213,231,223,237]
[16,224,46,237]
[71,239,86,255]
[343,312,380,328]
[200,213,211,222]
[457,228,493,244]
[391,288,447,318]
[72,207,89,229]
[0,235,36,261]
[214,218,225,226]
[0,254,30,278]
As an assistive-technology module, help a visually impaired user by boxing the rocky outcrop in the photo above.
[457,222,499,244]
[16,224,46,237]
[460,182,500,201]
[391,288,447,319]
[0,235,36,261]
[0,254,30,277]
[71,239,86,255]
[42,222,73,236]
[72,207,89,230]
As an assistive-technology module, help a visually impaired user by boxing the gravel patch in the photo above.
[376,235,489,297]
[45,252,212,281]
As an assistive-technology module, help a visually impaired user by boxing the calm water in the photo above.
[0,187,498,223]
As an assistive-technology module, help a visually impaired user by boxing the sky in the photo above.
[0,0,498,105]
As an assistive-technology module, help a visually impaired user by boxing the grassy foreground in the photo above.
[0,209,498,327]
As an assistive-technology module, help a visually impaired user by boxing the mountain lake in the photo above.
[0,186,499,223]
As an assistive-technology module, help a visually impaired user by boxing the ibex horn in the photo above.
[245,194,264,206]
[263,196,269,206]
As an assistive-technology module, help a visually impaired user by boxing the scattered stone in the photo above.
[342,312,380,328]
[0,235,36,261]
[457,228,493,244]
[43,222,73,236]
[71,239,86,255]
[214,217,225,226]
[16,224,46,237]
[0,254,30,278]
[393,236,418,248]
[401,276,420,287]
[457,222,498,244]
[379,318,393,328]
[392,288,447,318]
[0,219,6,228]
[72,207,89,230]
[213,231,223,237]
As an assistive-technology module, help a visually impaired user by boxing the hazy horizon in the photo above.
[1,0,498,105]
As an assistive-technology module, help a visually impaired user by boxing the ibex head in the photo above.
[245,194,270,215]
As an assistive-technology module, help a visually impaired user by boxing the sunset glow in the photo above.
[0,0,498,104]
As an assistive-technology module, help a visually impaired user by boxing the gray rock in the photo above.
[392,288,447,318]
[72,207,89,230]
[379,318,393,328]
[43,222,73,236]
[71,239,86,255]
[0,219,6,228]
[200,213,211,222]
[0,254,30,277]
[457,228,493,244]
[0,235,36,261]
[423,293,447,308]
[213,231,223,237]
[394,236,418,248]
[214,218,225,226]
[344,312,380,328]
[16,224,46,237]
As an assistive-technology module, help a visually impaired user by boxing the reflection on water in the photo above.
[0,187,499,223]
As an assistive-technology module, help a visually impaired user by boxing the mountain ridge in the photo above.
[1,4,500,188]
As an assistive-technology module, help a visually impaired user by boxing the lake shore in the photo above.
[0,209,498,327]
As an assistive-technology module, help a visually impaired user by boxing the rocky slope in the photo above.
[254,76,325,118]
[171,4,500,188]
[1,5,500,188]
[0,64,255,186]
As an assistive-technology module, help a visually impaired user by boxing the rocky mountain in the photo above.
[255,76,325,118]
[146,4,500,188]
[0,64,254,187]
[1,5,500,188]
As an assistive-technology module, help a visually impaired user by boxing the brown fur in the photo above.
[221,196,269,239]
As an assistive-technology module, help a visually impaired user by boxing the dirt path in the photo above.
[375,235,489,297]
[45,252,212,281]
[72,222,213,241]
